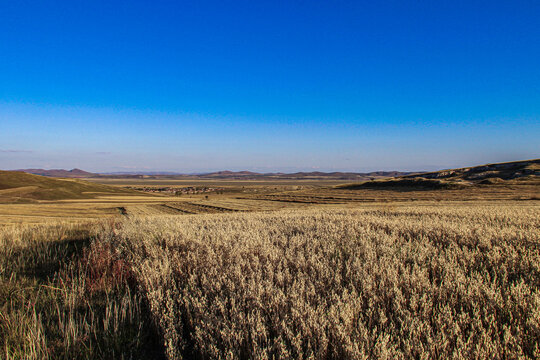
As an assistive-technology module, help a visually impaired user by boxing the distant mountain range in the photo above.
[5,159,538,203]
[102,171,185,176]
[13,168,415,180]
[14,168,96,178]
[14,159,538,182]
[192,170,414,180]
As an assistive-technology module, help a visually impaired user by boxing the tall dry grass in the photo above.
[2,203,539,359]
[0,221,162,359]
[107,204,540,359]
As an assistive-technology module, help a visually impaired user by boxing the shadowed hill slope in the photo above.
[401,159,539,182]
[339,159,539,190]
[0,171,138,203]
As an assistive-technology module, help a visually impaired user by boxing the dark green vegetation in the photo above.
[0,171,138,203]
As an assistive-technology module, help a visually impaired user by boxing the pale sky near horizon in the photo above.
[1,1,539,173]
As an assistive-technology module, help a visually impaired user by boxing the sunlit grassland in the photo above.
[1,202,539,359]
[113,204,539,359]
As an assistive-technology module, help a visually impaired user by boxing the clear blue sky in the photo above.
[1,1,538,172]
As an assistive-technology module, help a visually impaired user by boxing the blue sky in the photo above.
[1,1,538,172]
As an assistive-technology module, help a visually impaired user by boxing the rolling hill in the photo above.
[15,168,97,178]
[0,170,137,203]
[13,159,539,185]
[339,159,540,190]
[401,159,539,182]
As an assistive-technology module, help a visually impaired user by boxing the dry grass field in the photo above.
[110,205,540,359]
[0,221,163,359]
[1,165,539,359]
[1,201,539,359]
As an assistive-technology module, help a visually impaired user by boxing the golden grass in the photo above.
[0,195,306,225]
[246,184,540,204]
[103,203,540,359]
[2,201,539,358]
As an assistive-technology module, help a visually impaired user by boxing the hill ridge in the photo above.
[0,170,136,203]
[401,158,539,181]
[15,168,96,178]
[339,159,539,190]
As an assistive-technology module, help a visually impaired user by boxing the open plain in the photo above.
[1,161,539,359]
[3,2,539,358]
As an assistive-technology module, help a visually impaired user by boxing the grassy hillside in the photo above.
[0,171,137,202]
[402,159,539,182]
[339,159,539,191]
